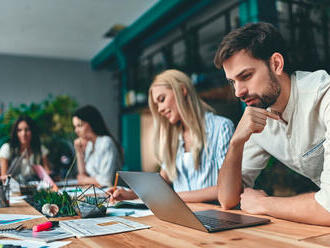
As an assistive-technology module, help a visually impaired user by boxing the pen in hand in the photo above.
[113,172,119,192]
[107,172,119,203]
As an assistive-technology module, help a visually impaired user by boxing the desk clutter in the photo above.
[0,182,152,246]
[0,214,150,243]
[24,184,111,218]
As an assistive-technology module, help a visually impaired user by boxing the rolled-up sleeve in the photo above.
[94,138,119,187]
[241,138,271,188]
[315,90,330,211]
[0,143,10,159]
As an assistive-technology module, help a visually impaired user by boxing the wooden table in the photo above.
[1,201,330,247]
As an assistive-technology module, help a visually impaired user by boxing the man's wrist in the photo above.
[259,196,271,215]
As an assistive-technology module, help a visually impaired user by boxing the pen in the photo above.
[5,175,11,189]
[32,221,59,232]
[113,172,119,191]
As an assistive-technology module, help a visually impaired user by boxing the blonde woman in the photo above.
[109,69,234,202]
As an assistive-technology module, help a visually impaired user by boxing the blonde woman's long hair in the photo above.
[148,69,214,181]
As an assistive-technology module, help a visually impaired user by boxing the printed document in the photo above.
[60,216,150,238]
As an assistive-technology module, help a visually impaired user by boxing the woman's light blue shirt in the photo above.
[168,112,234,192]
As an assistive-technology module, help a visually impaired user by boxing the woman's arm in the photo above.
[41,156,51,175]
[77,173,100,187]
[0,143,10,178]
[160,169,171,184]
[161,169,217,203]
[177,186,218,203]
[0,158,8,177]
[74,138,88,175]
[161,170,218,203]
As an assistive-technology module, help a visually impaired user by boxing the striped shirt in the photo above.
[164,112,234,192]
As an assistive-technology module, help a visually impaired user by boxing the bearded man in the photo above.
[214,22,330,226]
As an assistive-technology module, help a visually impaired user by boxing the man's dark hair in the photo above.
[214,22,292,74]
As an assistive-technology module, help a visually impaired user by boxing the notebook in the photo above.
[118,171,270,232]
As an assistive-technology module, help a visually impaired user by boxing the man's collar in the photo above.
[280,73,296,124]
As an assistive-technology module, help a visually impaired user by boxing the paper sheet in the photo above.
[130,209,154,218]
[9,195,27,204]
[0,239,71,248]
[60,216,150,238]
[0,214,43,225]
[107,207,153,217]
[1,227,74,243]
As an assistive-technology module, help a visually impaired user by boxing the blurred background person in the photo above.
[0,115,51,183]
[72,105,123,187]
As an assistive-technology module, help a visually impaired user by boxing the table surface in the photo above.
[1,200,330,248]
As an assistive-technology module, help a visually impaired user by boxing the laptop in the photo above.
[118,171,270,232]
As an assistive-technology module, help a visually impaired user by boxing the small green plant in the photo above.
[28,189,76,217]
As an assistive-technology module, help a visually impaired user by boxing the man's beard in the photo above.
[241,69,281,109]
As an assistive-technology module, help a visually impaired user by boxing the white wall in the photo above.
[0,54,120,138]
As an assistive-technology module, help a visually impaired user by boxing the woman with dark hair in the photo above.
[0,115,51,182]
[72,105,123,186]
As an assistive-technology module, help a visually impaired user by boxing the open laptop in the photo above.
[118,171,270,233]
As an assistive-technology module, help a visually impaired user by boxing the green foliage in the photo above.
[30,189,76,217]
[0,94,78,146]
[254,158,319,196]
[84,196,107,209]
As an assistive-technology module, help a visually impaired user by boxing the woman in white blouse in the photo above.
[0,115,51,183]
[72,105,123,186]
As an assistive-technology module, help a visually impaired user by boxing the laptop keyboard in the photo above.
[195,214,239,230]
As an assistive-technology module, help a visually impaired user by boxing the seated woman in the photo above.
[109,69,234,203]
[0,115,51,183]
[72,105,123,187]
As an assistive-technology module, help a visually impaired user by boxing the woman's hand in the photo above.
[107,187,137,202]
[77,173,100,187]
[74,138,88,155]
[77,173,89,185]
[0,175,8,184]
